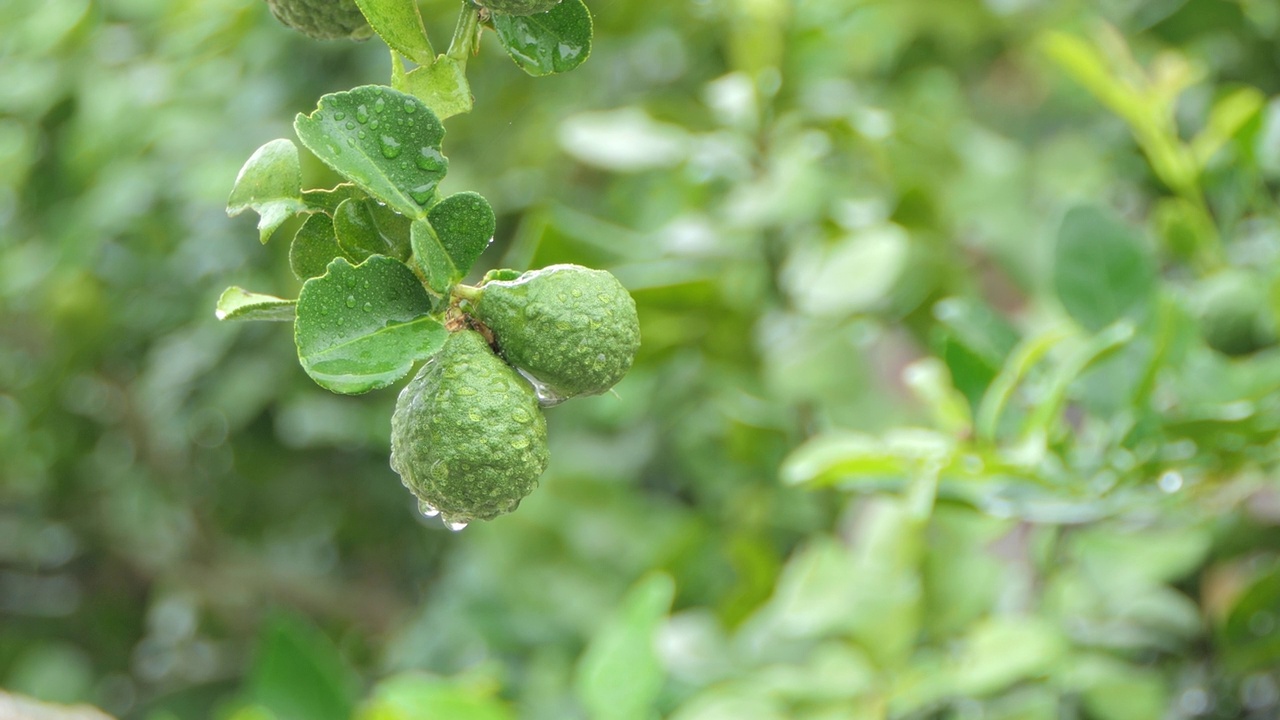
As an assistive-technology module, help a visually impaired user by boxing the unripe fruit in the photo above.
[470,264,640,402]
[1196,270,1277,357]
[474,0,564,16]
[390,330,549,526]
[264,0,372,40]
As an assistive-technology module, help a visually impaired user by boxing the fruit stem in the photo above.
[446,3,483,63]
[452,284,482,301]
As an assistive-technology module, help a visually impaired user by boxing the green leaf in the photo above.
[294,86,449,220]
[333,197,412,263]
[574,573,674,720]
[302,183,364,214]
[492,0,592,77]
[247,613,360,720]
[352,0,433,65]
[405,57,473,121]
[215,287,296,322]
[290,213,352,281]
[295,255,446,394]
[782,429,955,488]
[356,672,514,720]
[1053,205,1155,332]
[227,139,306,244]
[427,191,494,275]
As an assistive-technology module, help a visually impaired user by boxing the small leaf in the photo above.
[427,191,494,275]
[574,573,674,720]
[492,0,592,77]
[290,213,353,281]
[302,183,364,214]
[227,139,306,244]
[1054,205,1155,332]
[215,287,296,322]
[333,197,412,263]
[248,613,360,720]
[357,672,513,720]
[294,86,448,220]
[405,56,473,121]
[782,429,955,488]
[295,255,446,394]
[352,0,433,65]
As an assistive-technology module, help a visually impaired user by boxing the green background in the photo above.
[3,0,1280,718]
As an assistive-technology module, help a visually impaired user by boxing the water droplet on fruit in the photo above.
[363,302,373,312]
[416,147,446,172]
[355,105,370,124]
[510,437,529,449]
[511,408,531,423]
[517,369,567,407]
[1158,471,1183,493]
[379,136,402,159]
[346,295,357,308]
[418,499,440,518]
[445,519,468,532]
[596,353,606,363]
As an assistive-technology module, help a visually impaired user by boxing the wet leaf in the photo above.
[294,86,448,220]
[333,197,412,262]
[290,213,352,281]
[248,613,360,720]
[295,255,446,395]
[302,183,364,214]
[215,287,296,322]
[410,193,494,292]
[492,0,592,77]
[405,56,473,121]
[227,139,306,243]
[352,0,433,65]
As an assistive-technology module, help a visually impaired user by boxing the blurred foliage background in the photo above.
[5,0,1280,718]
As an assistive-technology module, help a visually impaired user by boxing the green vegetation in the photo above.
[3,0,1280,718]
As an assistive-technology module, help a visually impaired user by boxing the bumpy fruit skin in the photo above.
[390,330,549,524]
[264,0,372,40]
[1197,270,1277,357]
[473,264,640,400]
[475,0,563,16]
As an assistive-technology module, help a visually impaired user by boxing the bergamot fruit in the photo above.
[474,0,564,16]
[468,264,640,402]
[1197,269,1277,357]
[390,329,549,527]
[264,0,373,40]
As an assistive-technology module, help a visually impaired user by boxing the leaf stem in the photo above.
[452,284,482,301]
[446,3,483,64]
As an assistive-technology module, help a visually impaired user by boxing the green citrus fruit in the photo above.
[390,329,549,526]
[264,0,372,40]
[1197,270,1277,357]
[471,264,640,402]
[475,0,564,17]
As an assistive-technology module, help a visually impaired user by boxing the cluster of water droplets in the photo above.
[417,498,467,531]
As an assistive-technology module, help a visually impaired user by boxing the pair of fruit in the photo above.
[390,265,640,528]
[264,0,565,41]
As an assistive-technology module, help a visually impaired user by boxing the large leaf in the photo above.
[215,287,296,322]
[1054,205,1155,332]
[290,213,352,281]
[352,0,433,65]
[227,139,306,244]
[294,86,448,220]
[574,573,674,720]
[492,0,592,77]
[295,255,446,394]
[333,197,412,262]
[247,613,360,720]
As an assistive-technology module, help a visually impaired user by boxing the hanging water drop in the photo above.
[418,499,440,518]
[445,519,468,532]
[517,369,567,407]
